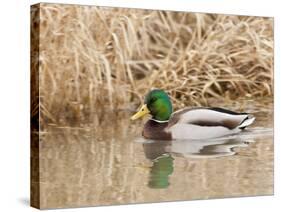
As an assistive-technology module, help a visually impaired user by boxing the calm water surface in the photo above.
[38,101,273,209]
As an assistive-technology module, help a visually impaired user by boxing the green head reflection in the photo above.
[148,154,174,189]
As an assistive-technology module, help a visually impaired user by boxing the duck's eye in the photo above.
[150,97,157,103]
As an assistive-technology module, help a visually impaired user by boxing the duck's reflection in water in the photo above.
[170,138,254,158]
[142,140,173,189]
[140,136,255,189]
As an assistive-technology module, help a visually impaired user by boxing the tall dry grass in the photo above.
[34,3,273,126]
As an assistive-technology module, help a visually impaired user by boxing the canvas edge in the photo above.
[30,3,41,209]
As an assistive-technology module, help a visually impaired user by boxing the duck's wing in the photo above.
[168,107,255,130]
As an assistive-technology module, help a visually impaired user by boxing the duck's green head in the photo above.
[131,89,173,121]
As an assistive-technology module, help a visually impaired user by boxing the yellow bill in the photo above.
[131,104,150,120]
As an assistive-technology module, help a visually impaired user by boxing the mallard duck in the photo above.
[131,89,255,140]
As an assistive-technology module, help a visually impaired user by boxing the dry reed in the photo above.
[34,3,273,126]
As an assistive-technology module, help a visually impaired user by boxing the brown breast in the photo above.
[142,119,172,140]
